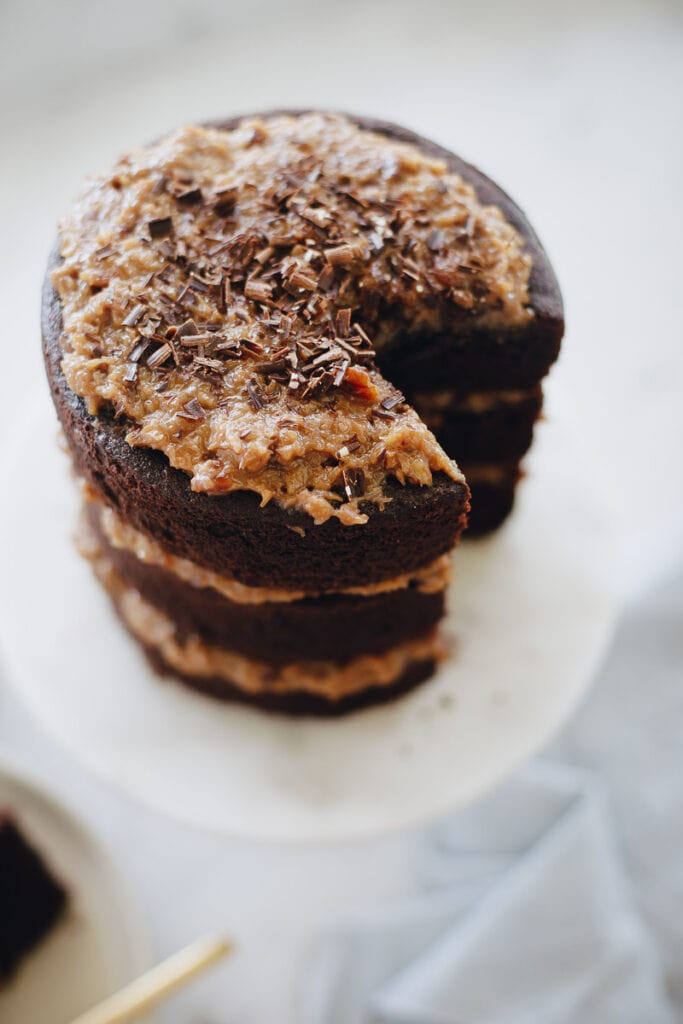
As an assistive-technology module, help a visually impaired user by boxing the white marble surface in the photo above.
[1,1,682,1019]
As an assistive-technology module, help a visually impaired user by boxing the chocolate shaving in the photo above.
[352,322,373,346]
[325,242,365,266]
[194,357,224,371]
[178,398,206,420]
[307,346,343,368]
[255,358,289,378]
[335,308,352,337]
[342,467,365,499]
[176,318,198,337]
[146,342,172,367]
[381,391,405,411]
[240,338,265,355]
[244,278,273,303]
[217,275,231,313]
[255,245,276,266]
[148,217,173,239]
[128,340,150,363]
[246,379,266,410]
[302,369,336,399]
[287,268,319,292]
[214,188,238,217]
[317,264,336,291]
[332,359,350,387]
[122,303,146,327]
[188,275,210,293]
[180,333,215,347]
[215,340,243,356]
[138,317,162,339]
[176,187,202,207]
[297,206,332,228]
[399,256,422,281]
[336,437,361,459]
[279,315,292,339]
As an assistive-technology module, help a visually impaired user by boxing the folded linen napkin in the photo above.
[302,764,672,1024]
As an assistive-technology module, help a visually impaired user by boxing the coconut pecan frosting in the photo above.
[52,113,532,524]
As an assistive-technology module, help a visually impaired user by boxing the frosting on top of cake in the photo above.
[53,113,531,523]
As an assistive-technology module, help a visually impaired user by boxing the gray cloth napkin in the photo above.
[302,569,683,1024]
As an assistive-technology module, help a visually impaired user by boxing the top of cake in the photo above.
[53,113,532,524]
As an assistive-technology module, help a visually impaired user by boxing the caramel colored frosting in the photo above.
[92,496,451,604]
[119,584,442,699]
[54,113,531,523]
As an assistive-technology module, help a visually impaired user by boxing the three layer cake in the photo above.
[43,112,563,714]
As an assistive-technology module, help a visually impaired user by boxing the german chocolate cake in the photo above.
[42,111,563,714]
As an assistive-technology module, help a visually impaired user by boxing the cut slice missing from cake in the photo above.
[0,812,68,981]
[43,111,563,714]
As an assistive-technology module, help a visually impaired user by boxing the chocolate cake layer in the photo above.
[466,480,518,535]
[87,504,445,665]
[461,460,523,535]
[44,279,468,590]
[414,388,543,464]
[379,323,560,393]
[143,643,436,717]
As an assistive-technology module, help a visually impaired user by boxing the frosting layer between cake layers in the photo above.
[78,495,447,708]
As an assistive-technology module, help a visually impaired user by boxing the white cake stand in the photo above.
[0,393,618,842]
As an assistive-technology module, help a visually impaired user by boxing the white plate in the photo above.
[0,397,618,842]
[0,752,151,1023]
